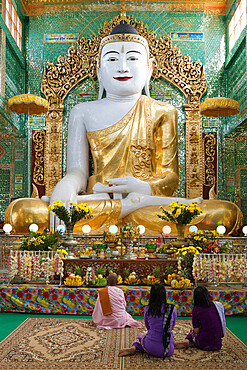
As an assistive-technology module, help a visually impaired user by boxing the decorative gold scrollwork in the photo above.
[204,133,216,188]
[131,145,152,179]
[32,130,45,186]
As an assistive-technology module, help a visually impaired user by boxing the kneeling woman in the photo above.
[175,286,226,351]
[119,283,177,358]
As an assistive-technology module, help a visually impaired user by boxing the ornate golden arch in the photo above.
[41,14,207,197]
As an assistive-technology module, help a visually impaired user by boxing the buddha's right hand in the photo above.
[50,179,78,205]
[50,177,79,205]
[50,169,86,205]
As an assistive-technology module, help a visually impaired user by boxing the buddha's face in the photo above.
[98,41,151,96]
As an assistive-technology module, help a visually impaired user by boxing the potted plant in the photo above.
[92,242,107,257]
[156,244,168,259]
[48,201,93,250]
[20,230,62,251]
[145,242,157,258]
[155,201,202,248]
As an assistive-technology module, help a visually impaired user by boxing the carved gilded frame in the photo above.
[41,15,207,197]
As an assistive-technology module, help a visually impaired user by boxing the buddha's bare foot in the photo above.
[118,347,136,357]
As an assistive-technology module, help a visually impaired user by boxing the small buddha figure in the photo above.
[5,24,243,236]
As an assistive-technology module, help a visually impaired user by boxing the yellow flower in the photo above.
[175,208,181,217]
[53,200,64,207]
[154,212,158,216]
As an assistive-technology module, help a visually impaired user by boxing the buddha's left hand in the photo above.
[93,176,152,195]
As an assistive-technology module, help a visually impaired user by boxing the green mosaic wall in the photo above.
[5,41,24,100]
[240,169,247,225]
[0,1,28,220]
[224,0,247,135]
[14,136,28,199]
[0,168,11,217]
[0,135,13,219]
[224,37,247,136]
[224,137,235,204]
[0,136,13,164]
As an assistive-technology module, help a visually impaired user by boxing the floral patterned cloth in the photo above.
[0,285,246,316]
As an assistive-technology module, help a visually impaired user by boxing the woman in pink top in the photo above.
[92,274,143,329]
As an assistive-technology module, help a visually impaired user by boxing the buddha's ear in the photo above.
[145,58,154,97]
[148,57,154,78]
[96,64,104,100]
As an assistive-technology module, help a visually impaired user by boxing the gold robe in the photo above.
[86,95,179,196]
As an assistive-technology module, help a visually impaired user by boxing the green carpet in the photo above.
[0,312,246,345]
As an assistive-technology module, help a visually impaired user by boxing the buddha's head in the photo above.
[97,23,153,99]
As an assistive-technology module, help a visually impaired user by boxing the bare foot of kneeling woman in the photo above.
[174,340,195,349]
[118,347,137,357]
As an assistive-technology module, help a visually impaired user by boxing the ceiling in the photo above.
[20,0,233,16]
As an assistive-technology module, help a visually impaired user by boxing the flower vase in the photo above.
[62,223,78,252]
[173,223,188,249]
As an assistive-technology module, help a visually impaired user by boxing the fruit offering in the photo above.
[64,272,84,286]
[165,273,191,288]
[80,248,92,257]
[117,275,123,284]
[124,271,141,285]
[170,277,191,289]
[165,273,180,285]
[96,274,107,285]
[142,275,160,285]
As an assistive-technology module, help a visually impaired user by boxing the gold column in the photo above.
[184,104,204,198]
[44,103,64,196]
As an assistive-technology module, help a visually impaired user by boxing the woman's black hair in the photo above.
[193,286,212,307]
[147,283,167,317]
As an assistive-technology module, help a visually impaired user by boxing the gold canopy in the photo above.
[199,97,240,117]
[8,94,49,115]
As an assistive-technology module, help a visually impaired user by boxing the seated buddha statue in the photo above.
[5,24,243,236]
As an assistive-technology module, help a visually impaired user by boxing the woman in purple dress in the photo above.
[119,283,177,358]
[175,286,226,351]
